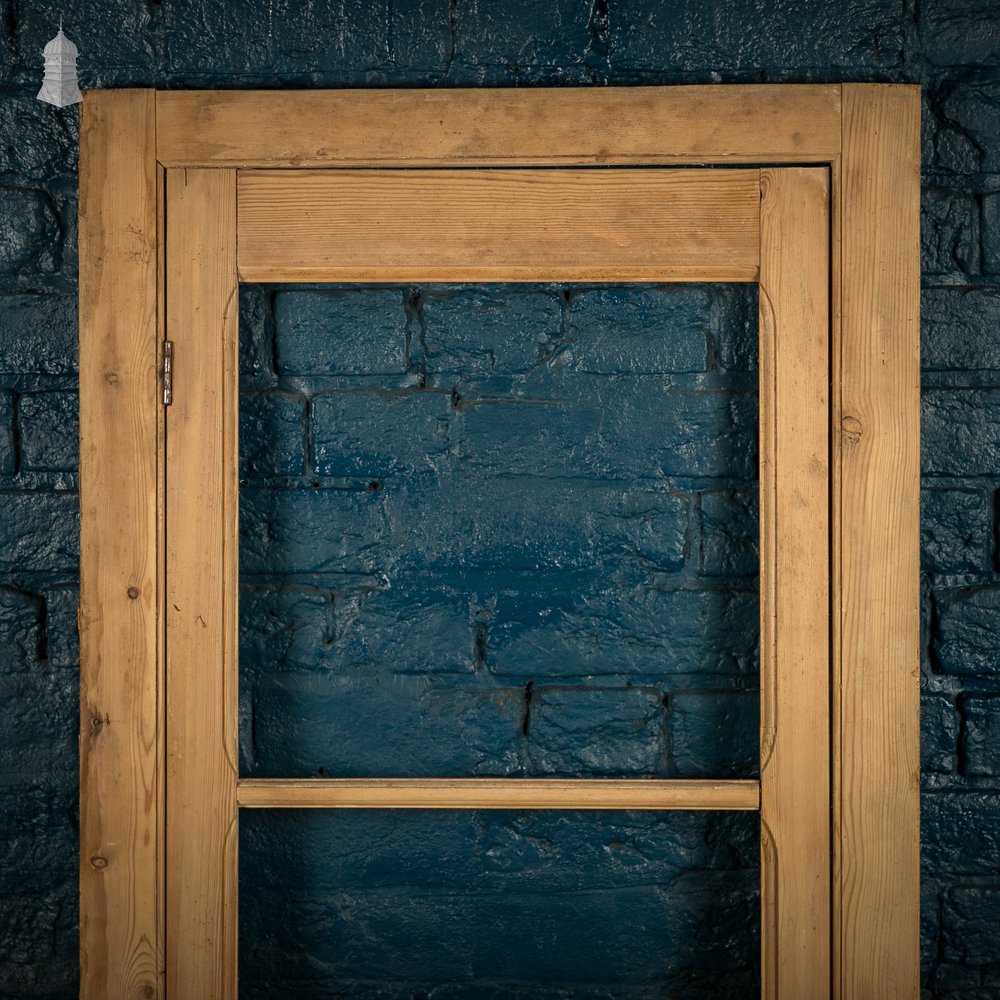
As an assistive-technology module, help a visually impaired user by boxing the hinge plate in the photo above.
[162,340,173,406]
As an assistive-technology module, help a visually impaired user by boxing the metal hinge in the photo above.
[162,341,173,406]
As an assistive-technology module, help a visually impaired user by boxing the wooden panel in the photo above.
[836,84,921,998]
[157,85,841,167]
[79,88,162,1000]
[165,169,239,999]
[758,168,830,998]
[237,778,760,811]
[237,168,760,282]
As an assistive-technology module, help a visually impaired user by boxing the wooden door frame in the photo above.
[79,84,920,999]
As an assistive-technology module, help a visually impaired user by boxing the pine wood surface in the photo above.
[758,167,832,998]
[157,85,842,168]
[835,83,921,999]
[236,778,761,811]
[78,88,163,1000]
[237,168,761,283]
[164,169,240,999]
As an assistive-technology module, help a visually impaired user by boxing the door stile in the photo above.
[164,168,240,998]
[758,167,832,997]
[79,87,163,1000]
[836,84,921,997]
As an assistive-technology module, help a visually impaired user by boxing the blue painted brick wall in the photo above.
[1,1,1000,997]
[238,283,759,818]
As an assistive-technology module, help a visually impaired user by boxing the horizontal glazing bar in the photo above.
[237,778,761,811]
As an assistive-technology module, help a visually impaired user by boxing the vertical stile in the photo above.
[165,169,240,998]
[79,89,162,999]
[758,168,832,998]
[837,84,921,998]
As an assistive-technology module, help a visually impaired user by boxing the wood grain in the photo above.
[77,84,921,996]
[237,778,761,811]
[237,168,761,283]
[836,84,921,999]
[156,86,841,167]
[78,88,162,1000]
[758,168,831,998]
[165,169,239,999]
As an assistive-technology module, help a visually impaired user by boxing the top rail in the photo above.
[156,86,842,168]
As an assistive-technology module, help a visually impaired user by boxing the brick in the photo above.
[239,587,334,674]
[936,589,1000,676]
[607,0,902,72]
[0,783,75,896]
[942,887,1000,965]
[238,286,274,384]
[241,808,758,893]
[453,0,594,70]
[0,94,78,180]
[0,887,74,969]
[671,689,758,778]
[920,489,989,575]
[0,586,43,674]
[922,289,1000,371]
[488,581,758,679]
[0,672,76,778]
[267,2,391,76]
[921,881,943,984]
[609,488,688,571]
[43,586,78,669]
[922,694,959,775]
[982,191,1000,275]
[0,493,78,576]
[963,698,1000,777]
[390,0,452,73]
[420,287,560,377]
[313,389,451,478]
[0,391,14,474]
[921,188,978,280]
[240,486,387,576]
[921,0,1000,67]
[12,1,153,82]
[563,287,709,374]
[274,289,407,376]
[699,490,758,577]
[454,381,757,480]
[524,686,665,775]
[239,876,757,997]
[384,475,596,573]
[331,582,478,675]
[450,394,601,476]
[18,392,77,472]
[239,393,306,478]
[160,2,268,77]
[0,188,58,275]
[711,285,759,372]
[923,792,1000,874]
[609,385,756,480]
[246,671,523,777]
[938,82,1000,174]
[238,812,757,996]
[927,960,987,994]
[0,296,77,374]
[240,580,479,677]
[387,477,687,575]
[162,0,386,78]
[922,389,1000,476]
